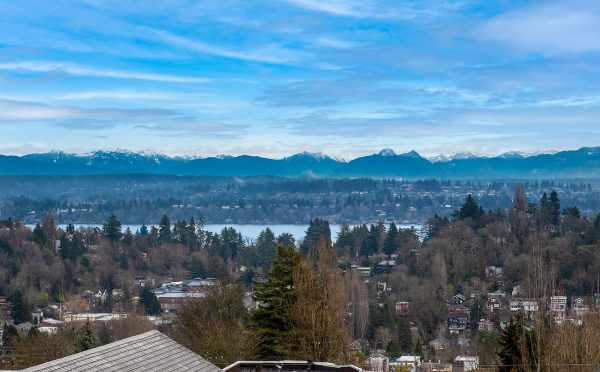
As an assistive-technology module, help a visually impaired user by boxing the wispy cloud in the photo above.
[0,98,245,137]
[477,1,600,54]
[315,36,356,49]
[148,29,307,65]
[0,61,210,83]
[55,90,178,101]
[284,0,467,20]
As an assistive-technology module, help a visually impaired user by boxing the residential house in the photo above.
[225,361,362,372]
[395,301,410,316]
[389,356,420,372]
[550,296,567,323]
[156,292,207,314]
[572,297,589,318]
[421,361,453,372]
[453,356,479,372]
[12,330,220,372]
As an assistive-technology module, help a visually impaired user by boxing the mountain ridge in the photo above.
[2,147,600,178]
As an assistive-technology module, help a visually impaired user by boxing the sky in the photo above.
[1,0,600,159]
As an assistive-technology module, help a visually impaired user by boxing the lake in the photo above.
[29,223,424,242]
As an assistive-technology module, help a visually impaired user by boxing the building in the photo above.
[156,292,207,314]
[11,330,220,371]
[453,356,479,372]
[0,296,12,326]
[389,356,420,372]
[224,361,362,372]
[63,312,128,323]
[366,353,388,372]
[571,297,589,317]
[395,301,410,316]
[421,361,452,372]
[550,296,567,322]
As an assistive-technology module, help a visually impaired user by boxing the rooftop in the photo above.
[17,330,220,372]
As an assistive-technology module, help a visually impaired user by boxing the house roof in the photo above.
[224,361,362,372]
[21,330,220,372]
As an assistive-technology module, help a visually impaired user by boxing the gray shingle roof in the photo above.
[22,330,221,372]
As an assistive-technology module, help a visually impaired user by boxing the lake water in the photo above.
[30,223,424,242]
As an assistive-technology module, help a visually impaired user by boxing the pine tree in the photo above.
[300,218,331,256]
[158,214,172,243]
[103,214,122,243]
[252,246,301,359]
[397,317,413,353]
[497,316,529,372]
[139,286,161,316]
[256,228,277,269]
[75,320,99,352]
[549,190,561,227]
[458,194,481,221]
[383,222,399,256]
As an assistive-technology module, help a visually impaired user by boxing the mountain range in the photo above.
[1,147,600,178]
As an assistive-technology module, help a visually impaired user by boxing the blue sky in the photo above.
[1,0,600,159]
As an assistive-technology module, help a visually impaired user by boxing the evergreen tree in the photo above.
[397,317,413,353]
[276,233,295,248]
[139,286,161,316]
[497,316,537,372]
[139,224,149,236]
[458,194,481,221]
[300,218,331,256]
[549,190,561,227]
[358,225,379,257]
[102,214,122,243]
[9,289,31,324]
[252,246,301,359]
[158,214,172,243]
[383,222,399,256]
[75,320,99,352]
[256,228,277,268]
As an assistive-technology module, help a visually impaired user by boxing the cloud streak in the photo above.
[0,61,210,83]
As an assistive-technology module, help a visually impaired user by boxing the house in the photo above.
[395,301,410,316]
[366,353,388,372]
[12,330,220,371]
[184,277,218,291]
[478,319,495,332]
[224,361,362,372]
[156,292,207,314]
[429,337,449,351]
[0,296,13,326]
[486,297,501,313]
[453,356,479,372]
[376,281,392,296]
[63,312,128,323]
[352,265,371,278]
[389,356,420,372]
[421,361,452,372]
[448,294,466,306]
[572,297,589,317]
[550,296,567,322]
[485,266,503,278]
[375,260,397,274]
[448,303,470,334]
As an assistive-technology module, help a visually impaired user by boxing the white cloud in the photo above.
[285,0,365,17]
[0,61,210,83]
[0,99,75,121]
[478,2,600,54]
[284,0,467,20]
[315,36,355,49]
[148,29,306,64]
[55,90,177,101]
